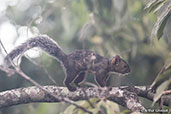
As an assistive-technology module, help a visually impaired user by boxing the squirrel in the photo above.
[4,35,131,91]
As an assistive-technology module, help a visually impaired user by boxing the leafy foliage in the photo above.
[63,99,120,114]
[152,79,171,106]
[145,0,171,40]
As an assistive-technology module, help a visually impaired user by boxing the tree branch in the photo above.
[0,86,148,112]
[1,85,171,112]
[120,86,170,106]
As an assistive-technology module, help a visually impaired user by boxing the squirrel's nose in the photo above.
[126,67,131,73]
[124,66,131,73]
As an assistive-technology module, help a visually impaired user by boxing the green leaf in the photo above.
[97,100,120,114]
[151,55,171,87]
[151,3,171,40]
[144,0,158,10]
[152,79,171,106]
[144,0,167,13]
[63,105,77,114]
[157,14,171,40]
[150,67,171,88]
[165,59,171,69]
[105,100,120,114]
[148,1,164,13]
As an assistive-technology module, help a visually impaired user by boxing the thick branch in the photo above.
[0,86,146,112]
[0,86,170,112]
[120,86,171,106]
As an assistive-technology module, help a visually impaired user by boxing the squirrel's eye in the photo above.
[123,65,127,68]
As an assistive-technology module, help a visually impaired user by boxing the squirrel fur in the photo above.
[4,35,131,91]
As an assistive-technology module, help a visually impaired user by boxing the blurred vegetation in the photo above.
[0,0,170,113]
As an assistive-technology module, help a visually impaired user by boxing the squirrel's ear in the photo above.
[111,55,120,64]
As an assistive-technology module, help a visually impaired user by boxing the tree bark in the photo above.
[0,86,170,112]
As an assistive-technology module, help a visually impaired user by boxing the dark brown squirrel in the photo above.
[4,35,131,91]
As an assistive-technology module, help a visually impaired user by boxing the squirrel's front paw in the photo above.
[68,86,77,91]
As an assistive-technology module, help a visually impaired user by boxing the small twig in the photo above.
[84,83,106,113]
[17,67,92,114]
[11,66,92,114]
[151,65,165,86]
[82,89,95,108]
[0,66,15,76]
[1,37,56,84]
[26,56,57,84]
[150,61,170,88]
[0,39,17,67]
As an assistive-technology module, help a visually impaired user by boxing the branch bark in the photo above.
[0,86,145,112]
[0,86,156,112]
[0,86,170,112]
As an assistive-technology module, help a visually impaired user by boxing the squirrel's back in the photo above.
[4,35,67,67]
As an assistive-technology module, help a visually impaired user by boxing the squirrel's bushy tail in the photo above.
[4,35,67,67]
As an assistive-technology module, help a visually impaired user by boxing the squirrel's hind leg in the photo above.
[64,69,79,91]
[74,72,86,87]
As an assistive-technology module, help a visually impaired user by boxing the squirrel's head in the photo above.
[109,55,131,74]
